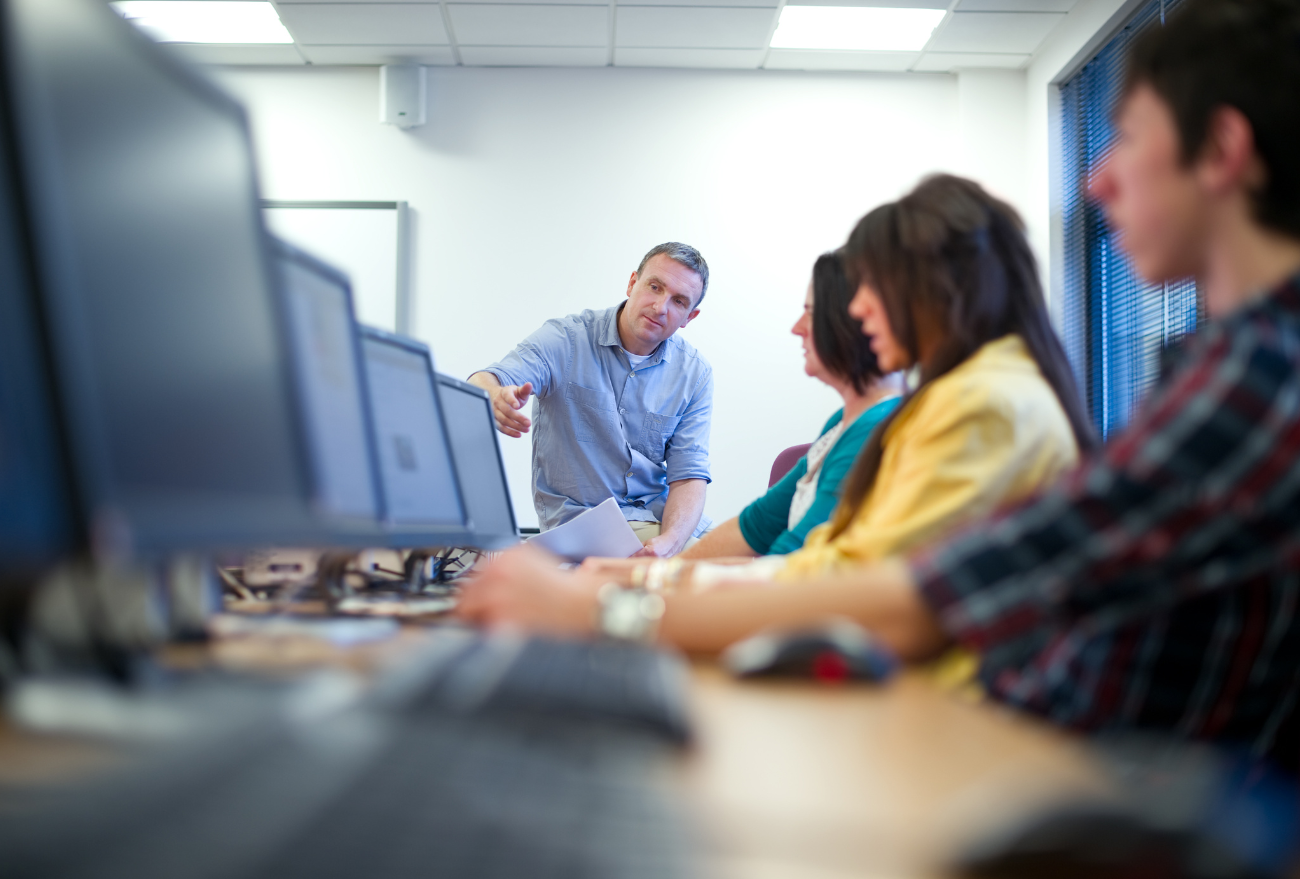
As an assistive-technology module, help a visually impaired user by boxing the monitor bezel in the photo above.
[269,236,391,541]
[2,0,329,557]
[359,326,475,549]
[435,372,520,550]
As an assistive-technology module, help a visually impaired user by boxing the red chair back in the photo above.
[769,443,813,488]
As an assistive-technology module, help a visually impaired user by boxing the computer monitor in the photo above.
[272,238,383,527]
[3,0,329,555]
[435,375,519,550]
[358,328,469,547]
[0,108,77,577]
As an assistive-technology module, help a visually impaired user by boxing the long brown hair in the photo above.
[827,174,1095,539]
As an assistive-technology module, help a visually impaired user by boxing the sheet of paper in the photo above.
[526,497,644,562]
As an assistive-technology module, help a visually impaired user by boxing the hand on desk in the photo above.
[457,545,602,637]
[631,534,679,559]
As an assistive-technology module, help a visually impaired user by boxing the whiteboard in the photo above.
[263,201,410,333]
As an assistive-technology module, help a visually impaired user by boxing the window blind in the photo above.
[1059,0,1198,440]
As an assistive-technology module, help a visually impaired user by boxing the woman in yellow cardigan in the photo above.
[458,175,1096,653]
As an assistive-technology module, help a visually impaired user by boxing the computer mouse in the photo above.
[720,619,899,683]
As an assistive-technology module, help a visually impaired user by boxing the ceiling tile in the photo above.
[439,0,607,5]
[299,45,458,64]
[926,12,1065,54]
[615,7,776,49]
[449,5,609,46]
[955,0,1076,10]
[457,46,609,64]
[164,44,306,65]
[615,47,764,67]
[277,4,448,45]
[785,0,946,5]
[764,49,918,70]
[623,0,777,6]
[913,51,1028,71]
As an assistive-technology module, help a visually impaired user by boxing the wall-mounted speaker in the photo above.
[380,65,427,129]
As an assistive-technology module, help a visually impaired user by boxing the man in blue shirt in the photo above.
[469,242,713,558]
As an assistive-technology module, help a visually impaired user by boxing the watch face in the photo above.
[602,589,665,642]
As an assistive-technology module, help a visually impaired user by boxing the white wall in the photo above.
[216,64,1030,531]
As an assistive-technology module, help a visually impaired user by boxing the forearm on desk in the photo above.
[678,517,757,560]
[658,557,950,659]
[657,479,707,554]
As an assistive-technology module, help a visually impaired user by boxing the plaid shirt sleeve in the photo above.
[912,315,1300,656]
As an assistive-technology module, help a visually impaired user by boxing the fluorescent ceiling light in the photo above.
[112,1,293,44]
[770,6,946,52]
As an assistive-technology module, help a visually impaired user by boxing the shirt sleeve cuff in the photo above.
[665,458,711,485]
[479,366,517,388]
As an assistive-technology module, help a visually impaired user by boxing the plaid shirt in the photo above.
[913,270,1300,771]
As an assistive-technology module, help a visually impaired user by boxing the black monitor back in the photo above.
[435,375,519,550]
[0,83,77,577]
[3,0,325,556]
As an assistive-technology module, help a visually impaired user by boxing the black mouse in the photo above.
[721,619,899,683]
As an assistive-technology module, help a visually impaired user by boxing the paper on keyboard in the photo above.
[526,497,644,562]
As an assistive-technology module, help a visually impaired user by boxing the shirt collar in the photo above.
[603,303,674,364]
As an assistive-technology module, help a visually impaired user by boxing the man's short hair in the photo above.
[637,242,709,307]
[1125,0,1300,238]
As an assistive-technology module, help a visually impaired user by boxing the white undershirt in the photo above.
[623,349,651,368]
[787,420,847,529]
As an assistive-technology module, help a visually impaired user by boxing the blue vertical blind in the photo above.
[1059,0,1199,439]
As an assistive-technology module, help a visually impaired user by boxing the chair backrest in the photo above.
[769,443,813,488]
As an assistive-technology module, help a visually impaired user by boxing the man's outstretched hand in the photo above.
[490,381,533,438]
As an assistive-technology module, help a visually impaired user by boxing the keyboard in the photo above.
[398,631,695,745]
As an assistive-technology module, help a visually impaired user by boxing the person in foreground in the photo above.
[469,242,713,557]
[461,0,1300,770]
[668,252,899,562]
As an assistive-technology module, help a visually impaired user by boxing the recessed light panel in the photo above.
[770,6,946,52]
[112,1,294,44]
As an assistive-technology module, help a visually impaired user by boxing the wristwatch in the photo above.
[596,583,666,643]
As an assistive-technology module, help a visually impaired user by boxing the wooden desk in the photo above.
[0,623,1109,878]
[683,666,1109,879]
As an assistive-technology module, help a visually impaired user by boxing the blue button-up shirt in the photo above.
[482,304,713,533]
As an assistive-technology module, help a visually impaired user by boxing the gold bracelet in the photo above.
[645,560,668,594]
[662,558,685,591]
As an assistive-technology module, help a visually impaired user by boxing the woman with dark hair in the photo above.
[778,173,1095,579]
[672,252,899,561]
[460,174,1091,657]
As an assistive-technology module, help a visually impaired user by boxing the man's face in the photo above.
[1090,84,1210,284]
[621,254,703,351]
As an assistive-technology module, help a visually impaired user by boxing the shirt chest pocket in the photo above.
[564,382,618,444]
[638,412,682,462]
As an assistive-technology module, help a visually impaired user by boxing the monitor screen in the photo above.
[0,114,77,575]
[4,0,324,554]
[435,375,518,550]
[274,240,381,523]
[359,329,467,541]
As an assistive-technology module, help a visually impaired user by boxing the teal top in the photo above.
[738,397,898,555]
